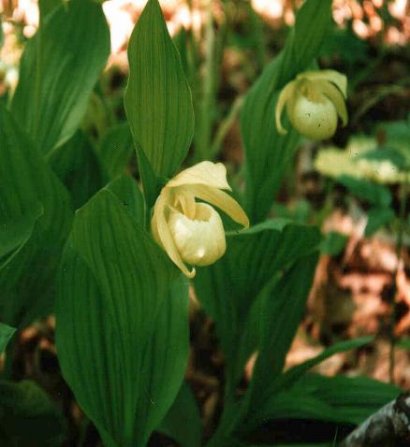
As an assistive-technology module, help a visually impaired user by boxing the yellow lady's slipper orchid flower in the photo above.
[275,70,348,140]
[151,161,249,278]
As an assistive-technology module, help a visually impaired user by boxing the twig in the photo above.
[340,393,410,447]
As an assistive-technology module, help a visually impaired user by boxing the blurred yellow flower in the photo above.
[151,161,249,278]
[275,70,348,140]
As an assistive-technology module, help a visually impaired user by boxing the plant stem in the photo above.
[211,96,243,158]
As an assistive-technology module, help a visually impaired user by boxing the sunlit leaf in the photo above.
[124,0,194,180]
[356,147,408,171]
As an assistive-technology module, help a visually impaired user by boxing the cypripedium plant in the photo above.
[275,70,348,140]
[151,161,249,278]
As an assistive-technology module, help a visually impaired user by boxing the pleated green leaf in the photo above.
[194,221,321,392]
[56,190,189,447]
[241,0,332,223]
[0,107,72,328]
[10,0,110,155]
[124,0,194,179]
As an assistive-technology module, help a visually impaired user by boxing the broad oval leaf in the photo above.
[124,0,194,179]
[10,0,110,155]
[56,190,189,447]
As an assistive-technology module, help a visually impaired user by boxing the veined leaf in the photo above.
[11,0,110,155]
[0,107,72,328]
[124,0,194,180]
[241,0,332,223]
[56,190,189,447]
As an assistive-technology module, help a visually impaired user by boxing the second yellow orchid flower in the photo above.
[275,70,348,140]
[151,161,249,278]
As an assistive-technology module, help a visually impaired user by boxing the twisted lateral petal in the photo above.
[301,70,347,97]
[151,192,195,278]
[275,81,296,135]
[315,80,348,126]
[167,161,231,190]
[188,184,250,228]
